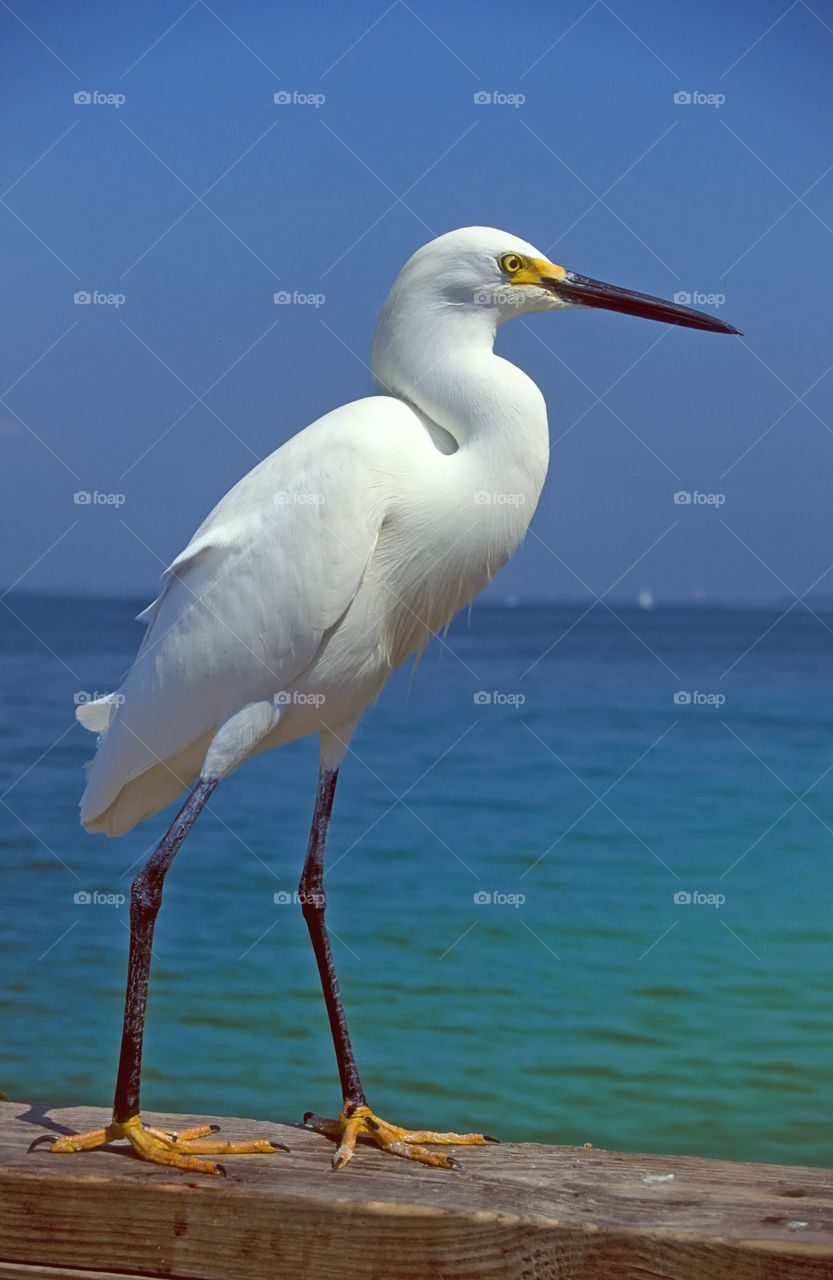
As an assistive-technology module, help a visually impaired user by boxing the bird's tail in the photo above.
[76,692,119,734]
[77,696,119,737]
[76,693,120,779]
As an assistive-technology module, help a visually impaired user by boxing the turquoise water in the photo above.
[1,595,831,1167]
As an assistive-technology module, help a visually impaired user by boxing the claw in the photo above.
[27,1133,58,1152]
[269,1139,291,1153]
[484,1134,500,1143]
[31,1116,281,1174]
[308,1102,496,1172]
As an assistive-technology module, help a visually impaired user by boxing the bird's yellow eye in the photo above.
[500,253,525,276]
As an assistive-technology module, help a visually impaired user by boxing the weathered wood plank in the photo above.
[0,1266,151,1279]
[1,1102,831,1279]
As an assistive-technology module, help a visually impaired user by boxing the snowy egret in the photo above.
[33,227,739,1174]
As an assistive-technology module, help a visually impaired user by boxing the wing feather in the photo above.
[80,399,395,831]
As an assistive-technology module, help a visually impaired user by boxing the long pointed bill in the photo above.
[542,270,741,335]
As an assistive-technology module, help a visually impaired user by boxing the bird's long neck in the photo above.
[372,294,550,496]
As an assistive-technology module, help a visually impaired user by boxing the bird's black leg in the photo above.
[33,774,285,1172]
[113,776,217,1123]
[299,763,497,1171]
[298,765,366,1107]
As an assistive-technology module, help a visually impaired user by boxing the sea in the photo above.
[1,594,831,1167]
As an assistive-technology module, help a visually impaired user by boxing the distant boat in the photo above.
[638,589,655,610]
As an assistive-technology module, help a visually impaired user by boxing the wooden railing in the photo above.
[1,1101,831,1278]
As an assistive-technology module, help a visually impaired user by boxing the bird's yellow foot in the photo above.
[28,1115,288,1176]
[303,1101,498,1171]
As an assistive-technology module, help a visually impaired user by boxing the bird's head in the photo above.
[385,226,741,335]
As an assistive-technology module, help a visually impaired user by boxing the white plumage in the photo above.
[77,225,737,836]
[80,229,553,835]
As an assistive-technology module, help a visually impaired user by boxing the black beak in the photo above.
[542,271,741,335]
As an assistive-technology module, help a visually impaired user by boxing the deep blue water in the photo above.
[1,594,831,1167]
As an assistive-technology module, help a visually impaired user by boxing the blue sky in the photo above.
[2,0,832,603]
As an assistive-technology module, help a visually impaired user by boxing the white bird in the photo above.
[33,227,738,1175]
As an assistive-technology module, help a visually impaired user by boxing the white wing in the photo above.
[80,397,405,835]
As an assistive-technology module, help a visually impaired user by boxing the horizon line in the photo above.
[2,587,831,612]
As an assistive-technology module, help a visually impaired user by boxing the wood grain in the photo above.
[1,1102,832,1279]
